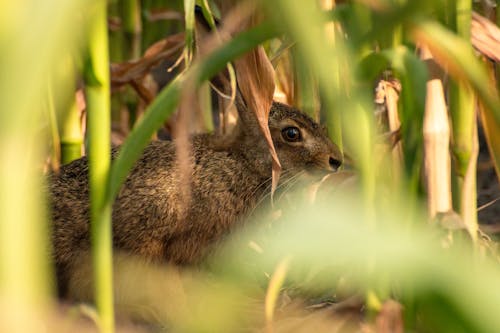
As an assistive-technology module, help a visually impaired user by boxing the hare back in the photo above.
[111,139,267,262]
[50,137,269,295]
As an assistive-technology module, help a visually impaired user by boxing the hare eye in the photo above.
[282,126,302,142]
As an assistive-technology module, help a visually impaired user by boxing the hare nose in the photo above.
[329,157,342,171]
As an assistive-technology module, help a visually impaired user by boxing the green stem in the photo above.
[293,51,320,120]
[184,0,196,66]
[53,53,84,164]
[60,99,84,164]
[448,0,478,239]
[200,81,214,132]
[84,1,114,332]
[351,2,372,58]
[120,0,142,60]
[46,79,61,170]
[108,1,124,63]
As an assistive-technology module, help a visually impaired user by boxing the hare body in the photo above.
[50,101,342,297]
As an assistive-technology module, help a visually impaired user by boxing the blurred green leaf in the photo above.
[217,192,500,333]
[0,0,86,330]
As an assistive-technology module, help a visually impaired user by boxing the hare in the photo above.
[49,95,342,297]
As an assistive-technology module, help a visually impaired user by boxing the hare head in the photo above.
[268,102,342,173]
[195,8,342,178]
[229,92,342,181]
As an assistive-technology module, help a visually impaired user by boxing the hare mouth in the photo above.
[304,163,337,176]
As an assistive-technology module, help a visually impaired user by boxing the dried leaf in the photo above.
[471,12,500,62]
[129,79,155,104]
[145,8,183,22]
[110,33,185,87]
[380,79,403,178]
[235,46,281,194]
[478,63,500,182]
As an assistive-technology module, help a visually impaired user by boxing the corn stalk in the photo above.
[422,46,452,218]
[84,1,114,332]
[120,0,142,60]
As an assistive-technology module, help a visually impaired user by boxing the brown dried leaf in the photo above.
[146,8,183,22]
[129,79,155,104]
[378,79,403,178]
[471,12,500,62]
[110,32,185,87]
[479,62,500,183]
[235,46,281,194]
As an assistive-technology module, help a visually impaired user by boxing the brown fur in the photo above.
[49,101,342,298]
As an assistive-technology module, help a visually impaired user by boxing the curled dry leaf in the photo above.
[234,46,281,194]
[126,79,154,105]
[471,12,500,62]
[110,32,185,88]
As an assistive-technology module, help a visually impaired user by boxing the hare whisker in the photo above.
[248,168,294,204]
[249,169,305,216]
[274,169,307,203]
